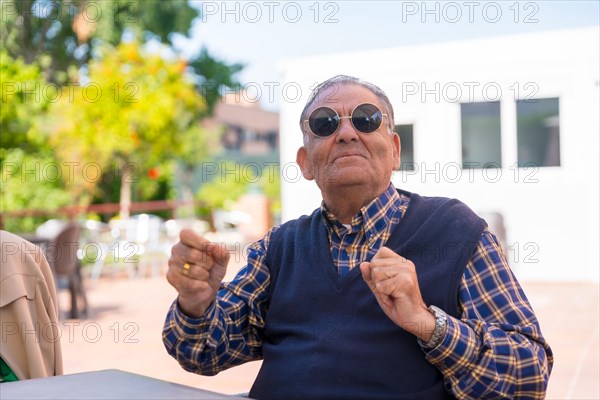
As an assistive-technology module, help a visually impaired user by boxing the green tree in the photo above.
[195,163,282,228]
[0,51,73,231]
[46,40,207,218]
[0,148,72,232]
[195,162,254,213]
[1,0,243,223]
[1,0,196,82]
[260,170,281,217]
[0,50,49,155]
[1,0,242,109]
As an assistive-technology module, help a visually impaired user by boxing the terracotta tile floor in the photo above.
[58,263,599,399]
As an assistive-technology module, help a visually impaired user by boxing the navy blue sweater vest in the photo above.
[249,191,486,400]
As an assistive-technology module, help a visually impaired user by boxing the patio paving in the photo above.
[57,262,599,399]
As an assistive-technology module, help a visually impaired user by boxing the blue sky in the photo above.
[174,1,599,110]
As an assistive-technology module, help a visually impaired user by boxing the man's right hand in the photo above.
[166,229,230,318]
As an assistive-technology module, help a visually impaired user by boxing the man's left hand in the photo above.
[360,247,436,342]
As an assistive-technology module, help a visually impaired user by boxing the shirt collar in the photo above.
[321,183,403,240]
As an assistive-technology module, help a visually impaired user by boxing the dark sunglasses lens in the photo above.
[352,104,383,133]
[309,107,339,137]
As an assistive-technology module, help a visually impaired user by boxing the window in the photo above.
[265,131,278,149]
[243,129,258,142]
[517,98,560,167]
[395,124,415,171]
[461,102,502,168]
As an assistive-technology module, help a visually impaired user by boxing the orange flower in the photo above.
[147,167,160,179]
[129,131,140,146]
[176,60,187,73]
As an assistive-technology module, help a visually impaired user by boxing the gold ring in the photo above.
[182,262,190,276]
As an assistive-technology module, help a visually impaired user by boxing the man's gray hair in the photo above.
[299,75,395,134]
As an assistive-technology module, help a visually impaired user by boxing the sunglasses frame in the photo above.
[303,103,389,138]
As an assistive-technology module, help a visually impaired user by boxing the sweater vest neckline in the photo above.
[316,190,424,287]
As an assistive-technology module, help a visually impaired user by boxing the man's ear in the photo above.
[392,132,401,170]
[296,146,314,180]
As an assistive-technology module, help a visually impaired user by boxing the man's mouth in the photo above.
[335,152,365,160]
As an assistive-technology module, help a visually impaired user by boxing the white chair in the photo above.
[107,214,170,278]
[35,219,68,240]
[79,220,121,282]
[131,214,169,278]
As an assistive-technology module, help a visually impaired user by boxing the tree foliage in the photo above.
[0,0,243,111]
[0,51,73,231]
[195,164,281,218]
[1,0,244,225]
[1,0,199,83]
[45,40,208,215]
[0,148,72,232]
[195,162,255,213]
[0,50,49,153]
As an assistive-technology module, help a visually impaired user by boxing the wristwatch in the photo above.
[420,305,448,349]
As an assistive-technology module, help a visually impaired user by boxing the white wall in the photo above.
[278,27,599,282]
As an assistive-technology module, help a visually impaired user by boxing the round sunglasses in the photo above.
[303,103,389,137]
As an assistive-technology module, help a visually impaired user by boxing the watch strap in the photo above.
[419,305,448,349]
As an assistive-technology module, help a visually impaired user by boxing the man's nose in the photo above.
[335,116,359,143]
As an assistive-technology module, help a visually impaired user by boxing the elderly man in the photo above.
[163,75,553,399]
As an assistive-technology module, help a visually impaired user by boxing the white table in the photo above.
[0,369,248,399]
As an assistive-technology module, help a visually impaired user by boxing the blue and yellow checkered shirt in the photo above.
[163,184,553,399]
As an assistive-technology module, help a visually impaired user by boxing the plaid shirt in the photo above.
[163,184,553,399]
[321,184,406,277]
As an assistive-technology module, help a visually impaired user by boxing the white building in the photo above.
[278,27,599,282]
